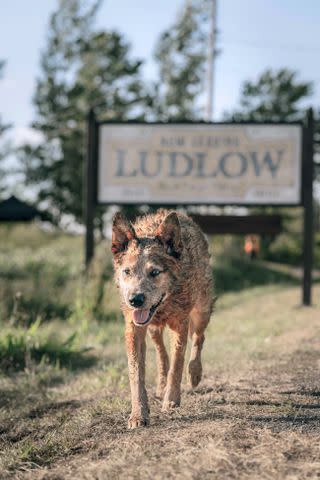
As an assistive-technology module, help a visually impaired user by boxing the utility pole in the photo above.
[205,0,217,121]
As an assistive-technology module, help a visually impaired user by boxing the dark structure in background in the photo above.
[190,215,282,235]
[0,195,47,222]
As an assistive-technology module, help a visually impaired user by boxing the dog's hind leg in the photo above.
[187,287,214,389]
[148,326,169,399]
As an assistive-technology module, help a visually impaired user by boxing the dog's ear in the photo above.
[156,212,183,258]
[112,212,136,256]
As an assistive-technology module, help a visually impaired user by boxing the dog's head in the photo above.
[111,211,183,327]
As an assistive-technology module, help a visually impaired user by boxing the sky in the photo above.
[1,0,320,148]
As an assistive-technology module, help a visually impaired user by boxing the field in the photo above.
[0,224,319,479]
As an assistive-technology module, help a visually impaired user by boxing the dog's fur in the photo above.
[112,209,214,428]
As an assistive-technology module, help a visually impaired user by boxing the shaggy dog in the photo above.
[112,209,214,429]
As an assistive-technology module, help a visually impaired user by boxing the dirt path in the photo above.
[29,341,320,479]
[1,286,320,480]
[14,336,320,480]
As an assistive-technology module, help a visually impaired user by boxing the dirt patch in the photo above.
[3,335,318,480]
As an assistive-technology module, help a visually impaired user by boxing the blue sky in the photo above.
[1,0,320,146]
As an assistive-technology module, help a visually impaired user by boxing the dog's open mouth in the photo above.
[132,294,165,326]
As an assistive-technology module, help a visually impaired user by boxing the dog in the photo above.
[111,209,214,429]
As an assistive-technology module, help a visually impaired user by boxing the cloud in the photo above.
[10,126,44,147]
[1,77,19,90]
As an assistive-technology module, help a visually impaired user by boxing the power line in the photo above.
[205,0,217,121]
[223,39,320,53]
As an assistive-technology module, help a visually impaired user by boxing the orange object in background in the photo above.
[244,235,260,260]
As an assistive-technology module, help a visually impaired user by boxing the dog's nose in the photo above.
[129,293,145,308]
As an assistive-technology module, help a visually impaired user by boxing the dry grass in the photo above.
[0,284,319,479]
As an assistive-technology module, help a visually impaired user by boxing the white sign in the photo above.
[98,124,302,205]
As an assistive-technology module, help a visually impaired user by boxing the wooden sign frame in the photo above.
[84,110,314,306]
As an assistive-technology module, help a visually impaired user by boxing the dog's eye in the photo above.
[150,268,161,278]
[123,268,131,276]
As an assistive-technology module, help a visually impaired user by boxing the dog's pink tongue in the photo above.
[133,309,149,325]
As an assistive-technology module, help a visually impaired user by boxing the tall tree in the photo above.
[226,68,312,122]
[226,68,317,179]
[153,0,210,121]
[21,0,150,225]
[226,68,316,261]
[314,109,320,183]
[0,60,11,198]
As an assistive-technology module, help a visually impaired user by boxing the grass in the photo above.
[0,223,319,479]
[0,284,318,479]
[0,320,95,373]
[214,256,299,295]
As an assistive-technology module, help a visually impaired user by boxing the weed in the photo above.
[0,319,95,372]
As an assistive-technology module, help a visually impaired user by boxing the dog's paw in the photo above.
[155,385,166,400]
[187,359,202,389]
[161,399,180,411]
[128,415,149,429]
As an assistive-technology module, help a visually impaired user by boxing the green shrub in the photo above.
[264,233,302,265]
[214,256,298,295]
[0,320,95,372]
[315,232,320,268]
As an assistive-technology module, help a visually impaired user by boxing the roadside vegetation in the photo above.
[0,222,319,376]
[0,223,319,478]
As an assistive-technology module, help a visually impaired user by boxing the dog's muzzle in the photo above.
[132,294,165,326]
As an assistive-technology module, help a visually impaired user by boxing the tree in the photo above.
[314,109,320,183]
[226,68,315,263]
[153,0,211,121]
[226,68,312,122]
[0,60,11,198]
[21,0,151,225]
[227,68,320,184]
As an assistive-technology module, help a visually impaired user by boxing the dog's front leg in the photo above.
[162,318,188,411]
[148,325,169,399]
[125,319,149,429]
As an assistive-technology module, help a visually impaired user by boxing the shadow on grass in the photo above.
[0,399,84,440]
[18,296,72,323]
[1,292,73,324]
[0,267,27,280]
[0,331,96,374]
[160,392,320,433]
[26,399,83,419]
[214,256,299,295]
[280,390,320,397]
[0,374,66,410]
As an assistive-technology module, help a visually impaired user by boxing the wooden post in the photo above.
[84,109,97,269]
[302,108,314,306]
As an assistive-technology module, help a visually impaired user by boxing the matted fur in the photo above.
[112,209,214,428]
